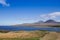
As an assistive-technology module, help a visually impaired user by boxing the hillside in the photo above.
[0,31,60,40]
[0,30,48,38]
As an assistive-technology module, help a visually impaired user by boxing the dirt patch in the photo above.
[40,32,60,40]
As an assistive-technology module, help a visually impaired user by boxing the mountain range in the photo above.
[14,19,60,27]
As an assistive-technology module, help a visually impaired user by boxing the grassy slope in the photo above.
[0,30,48,40]
[0,38,39,40]
[0,31,60,40]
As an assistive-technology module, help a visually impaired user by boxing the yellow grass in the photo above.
[0,31,48,38]
[0,31,60,40]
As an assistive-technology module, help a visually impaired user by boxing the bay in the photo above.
[0,26,60,32]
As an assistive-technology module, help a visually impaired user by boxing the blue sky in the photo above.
[0,0,60,25]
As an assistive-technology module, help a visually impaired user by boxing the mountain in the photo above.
[45,19,57,23]
[34,19,59,24]
[34,21,44,24]
[13,19,60,27]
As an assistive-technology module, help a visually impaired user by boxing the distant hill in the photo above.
[34,19,60,23]
[45,19,57,23]
[13,19,60,27]
[34,21,44,24]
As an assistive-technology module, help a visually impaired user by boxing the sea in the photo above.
[0,26,60,32]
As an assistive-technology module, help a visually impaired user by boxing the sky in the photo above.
[0,0,60,25]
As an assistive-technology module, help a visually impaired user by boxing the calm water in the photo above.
[0,26,60,32]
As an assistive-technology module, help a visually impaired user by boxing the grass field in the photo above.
[0,30,60,40]
[0,30,47,40]
[0,38,40,40]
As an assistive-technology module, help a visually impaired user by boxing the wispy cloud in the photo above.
[40,12,60,21]
[18,12,60,22]
[0,0,10,7]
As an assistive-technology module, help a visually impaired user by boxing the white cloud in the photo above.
[0,0,10,7]
[40,12,60,21]
[19,12,60,22]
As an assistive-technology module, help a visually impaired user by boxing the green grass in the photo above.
[0,38,40,40]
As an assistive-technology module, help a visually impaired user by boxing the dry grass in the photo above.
[0,31,48,38]
[0,31,60,40]
[40,32,60,40]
